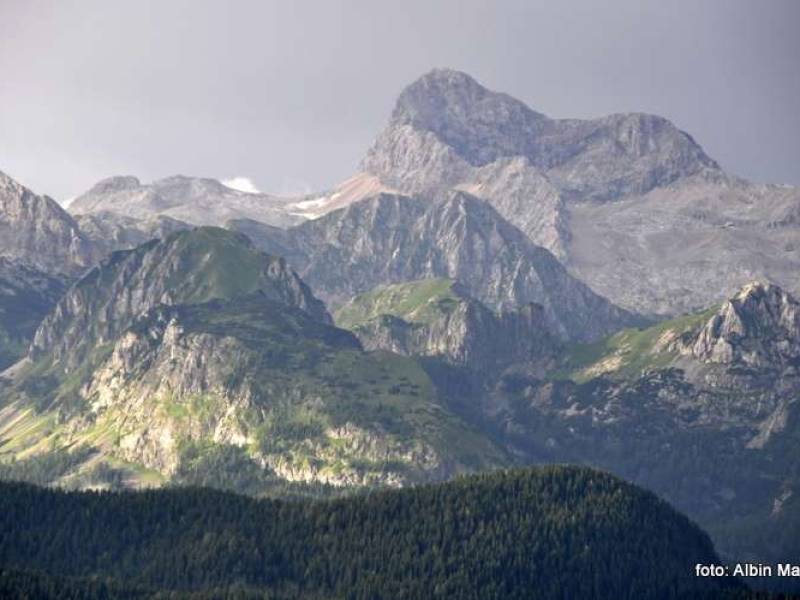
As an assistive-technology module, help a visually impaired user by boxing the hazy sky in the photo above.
[1,0,798,202]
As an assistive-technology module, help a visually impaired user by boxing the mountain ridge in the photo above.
[368,68,720,197]
[0,170,100,275]
[0,227,510,491]
[232,189,642,342]
[70,174,303,229]
[299,69,800,315]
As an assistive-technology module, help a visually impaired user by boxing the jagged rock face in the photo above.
[364,68,718,202]
[350,69,800,316]
[81,298,361,477]
[549,281,800,397]
[70,175,304,229]
[466,283,800,570]
[0,259,67,370]
[30,227,330,369]
[0,171,98,275]
[242,191,639,342]
[683,282,800,369]
[75,211,192,257]
[5,294,509,489]
[336,279,557,373]
[455,158,569,258]
[384,69,549,166]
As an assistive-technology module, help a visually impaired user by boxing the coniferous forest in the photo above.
[0,466,744,599]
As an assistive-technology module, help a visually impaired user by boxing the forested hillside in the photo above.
[0,466,742,599]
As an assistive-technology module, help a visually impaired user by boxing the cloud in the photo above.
[221,176,261,194]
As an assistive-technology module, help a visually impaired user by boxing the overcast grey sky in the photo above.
[1,0,798,202]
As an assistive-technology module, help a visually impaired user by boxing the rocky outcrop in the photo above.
[81,298,358,476]
[75,211,192,257]
[337,279,557,373]
[70,174,304,229]
[0,170,99,275]
[303,69,800,317]
[682,281,800,369]
[30,227,330,369]
[5,294,508,489]
[270,191,640,342]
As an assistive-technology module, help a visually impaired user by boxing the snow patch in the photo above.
[293,193,340,211]
[221,177,261,194]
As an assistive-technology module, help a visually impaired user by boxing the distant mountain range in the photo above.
[1,67,799,593]
[70,174,302,229]
[64,69,800,317]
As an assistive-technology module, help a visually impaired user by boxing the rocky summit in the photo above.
[298,69,800,316]
[0,227,508,492]
[0,170,99,275]
[70,174,303,229]
[683,281,800,368]
[363,68,719,201]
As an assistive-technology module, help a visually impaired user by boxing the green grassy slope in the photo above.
[1,295,509,492]
[335,278,462,329]
[552,306,718,382]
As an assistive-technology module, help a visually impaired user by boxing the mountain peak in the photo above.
[365,68,719,204]
[30,226,330,368]
[0,170,25,196]
[686,281,800,367]
[386,69,547,167]
[732,280,783,304]
[88,175,141,195]
[0,169,98,274]
[393,68,546,122]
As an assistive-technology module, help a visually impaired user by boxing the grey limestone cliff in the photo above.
[335,279,557,373]
[0,170,99,275]
[232,190,640,342]
[343,69,800,315]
